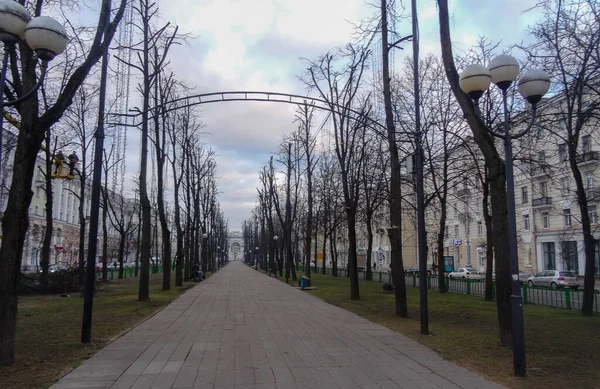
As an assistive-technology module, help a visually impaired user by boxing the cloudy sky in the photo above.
[118,0,542,230]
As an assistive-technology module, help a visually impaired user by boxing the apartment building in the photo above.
[442,96,600,277]
[0,132,139,271]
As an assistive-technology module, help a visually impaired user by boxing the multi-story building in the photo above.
[441,95,600,277]
[0,132,140,271]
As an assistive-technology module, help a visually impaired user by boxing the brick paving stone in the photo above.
[49,262,507,389]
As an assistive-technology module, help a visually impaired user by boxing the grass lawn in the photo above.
[0,272,197,389]
[292,273,600,389]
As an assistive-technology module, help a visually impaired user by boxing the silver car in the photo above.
[448,267,483,280]
[527,270,581,289]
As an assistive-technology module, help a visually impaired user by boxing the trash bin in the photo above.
[300,276,311,289]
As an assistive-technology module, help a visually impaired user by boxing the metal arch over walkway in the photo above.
[112,91,392,138]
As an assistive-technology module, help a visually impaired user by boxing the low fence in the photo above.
[19,263,177,294]
[298,265,600,313]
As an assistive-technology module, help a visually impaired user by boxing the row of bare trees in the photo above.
[0,0,229,366]
[243,0,599,359]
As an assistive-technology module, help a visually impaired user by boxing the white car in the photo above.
[448,267,483,280]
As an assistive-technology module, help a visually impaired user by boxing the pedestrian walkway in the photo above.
[50,261,506,389]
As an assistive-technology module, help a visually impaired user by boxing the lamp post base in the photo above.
[510,292,526,377]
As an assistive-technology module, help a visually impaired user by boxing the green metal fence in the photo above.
[296,265,599,313]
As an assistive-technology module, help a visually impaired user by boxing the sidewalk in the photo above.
[50,261,506,389]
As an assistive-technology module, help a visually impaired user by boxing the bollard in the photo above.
[379,272,382,282]
[466,278,471,295]
[412,273,417,287]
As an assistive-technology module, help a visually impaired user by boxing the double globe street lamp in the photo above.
[0,0,68,170]
[459,55,550,377]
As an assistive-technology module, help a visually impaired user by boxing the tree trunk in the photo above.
[483,173,494,301]
[331,230,338,277]
[346,210,360,300]
[437,0,512,346]
[313,215,319,274]
[569,155,597,315]
[138,14,152,300]
[366,221,373,281]
[118,234,125,279]
[40,134,54,290]
[0,110,45,365]
[436,216,447,293]
[101,186,109,282]
[381,0,407,317]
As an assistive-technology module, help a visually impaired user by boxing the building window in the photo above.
[476,199,482,215]
[563,209,572,227]
[454,225,459,238]
[561,241,578,272]
[561,177,570,196]
[34,206,38,215]
[589,205,598,224]
[521,187,528,204]
[542,212,550,229]
[582,135,591,154]
[538,150,546,164]
[453,206,458,218]
[523,214,530,231]
[477,221,483,235]
[540,181,548,197]
[585,171,594,190]
[543,242,556,270]
[558,143,567,161]
[445,225,449,237]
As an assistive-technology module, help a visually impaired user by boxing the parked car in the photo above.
[404,266,433,277]
[448,267,483,280]
[492,270,532,283]
[527,270,581,289]
[47,262,70,273]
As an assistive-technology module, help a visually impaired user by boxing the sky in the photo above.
[113,0,543,230]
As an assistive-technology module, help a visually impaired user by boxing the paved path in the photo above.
[50,261,505,389]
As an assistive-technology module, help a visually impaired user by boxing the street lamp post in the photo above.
[272,235,279,276]
[255,246,259,269]
[0,1,67,179]
[216,245,220,269]
[459,55,550,377]
[201,232,208,273]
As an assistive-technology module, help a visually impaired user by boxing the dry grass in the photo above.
[0,272,196,389]
[299,273,600,389]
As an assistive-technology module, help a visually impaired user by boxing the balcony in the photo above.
[532,197,552,207]
[576,151,599,165]
[530,164,551,178]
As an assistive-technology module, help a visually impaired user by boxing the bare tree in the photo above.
[294,104,319,279]
[117,0,178,300]
[305,44,371,301]
[437,0,516,347]
[0,0,126,365]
